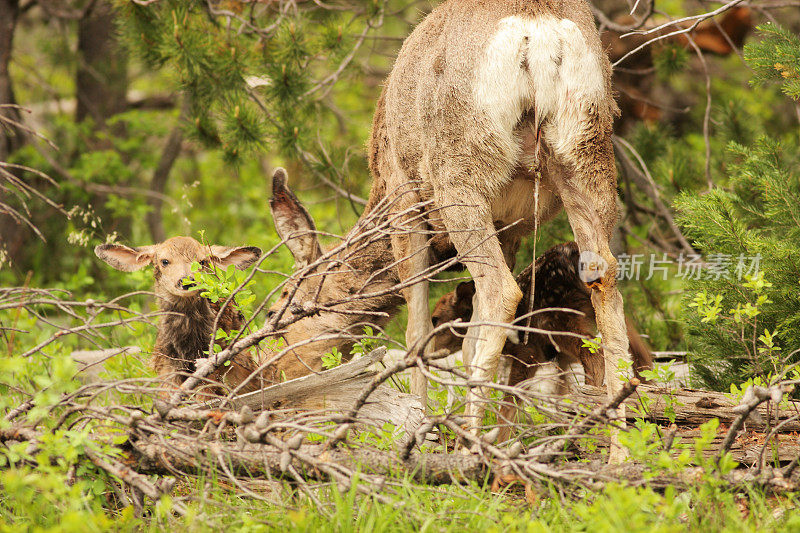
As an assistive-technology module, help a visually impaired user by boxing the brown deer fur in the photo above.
[95,236,263,395]
[266,169,404,382]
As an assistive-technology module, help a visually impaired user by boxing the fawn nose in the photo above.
[179,276,196,290]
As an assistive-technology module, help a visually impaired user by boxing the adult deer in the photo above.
[372,0,627,456]
[270,0,630,461]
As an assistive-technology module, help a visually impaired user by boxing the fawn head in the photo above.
[95,236,261,301]
[430,281,476,353]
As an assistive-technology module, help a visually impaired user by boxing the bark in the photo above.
[556,384,800,433]
[75,0,131,241]
[145,101,187,243]
[130,437,487,485]
[573,426,800,465]
[75,0,127,126]
[127,435,798,493]
[0,0,26,264]
[145,125,183,242]
[201,347,426,435]
[0,0,23,160]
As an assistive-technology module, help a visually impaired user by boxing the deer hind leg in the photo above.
[543,106,629,463]
[460,231,522,369]
[496,355,529,443]
[555,184,629,463]
[433,187,522,429]
[391,194,432,409]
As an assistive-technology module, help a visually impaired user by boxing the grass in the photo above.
[4,455,797,533]
[79,476,798,532]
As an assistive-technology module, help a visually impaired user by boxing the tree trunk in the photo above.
[0,0,27,266]
[145,101,188,243]
[0,0,23,160]
[76,1,128,126]
[75,0,131,241]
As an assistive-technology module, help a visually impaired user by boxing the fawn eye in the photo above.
[161,259,170,267]
[199,259,209,268]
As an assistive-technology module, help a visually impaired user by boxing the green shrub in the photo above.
[674,24,800,390]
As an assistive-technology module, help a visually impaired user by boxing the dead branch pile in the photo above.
[3,331,800,518]
[4,183,800,515]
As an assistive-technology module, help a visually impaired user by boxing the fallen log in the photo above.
[556,384,800,433]
[130,436,486,485]
[533,384,800,466]
[574,428,800,466]
[127,434,798,493]
[200,347,425,435]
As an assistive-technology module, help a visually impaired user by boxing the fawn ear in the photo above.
[454,281,476,319]
[455,280,476,303]
[95,243,155,272]
[269,167,322,269]
[209,246,262,270]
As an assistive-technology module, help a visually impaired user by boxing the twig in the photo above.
[529,378,640,463]
[720,385,782,455]
[85,447,188,517]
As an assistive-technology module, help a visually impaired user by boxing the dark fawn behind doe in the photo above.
[431,241,654,389]
[95,236,262,396]
[430,241,653,440]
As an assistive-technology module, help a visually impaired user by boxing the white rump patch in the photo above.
[474,15,606,153]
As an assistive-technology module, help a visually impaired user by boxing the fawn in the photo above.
[95,236,263,396]
[431,241,654,390]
